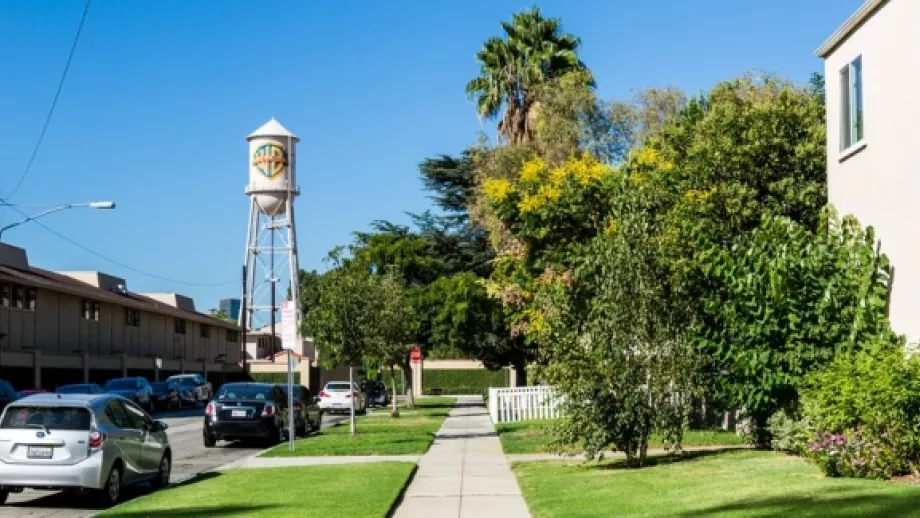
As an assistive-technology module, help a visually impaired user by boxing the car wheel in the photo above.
[151,454,170,489]
[296,420,307,437]
[96,465,122,507]
[203,431,217,448]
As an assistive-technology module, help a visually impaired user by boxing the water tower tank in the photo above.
[246,118,299,216]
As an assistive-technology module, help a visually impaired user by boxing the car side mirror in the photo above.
[151,420,168,432]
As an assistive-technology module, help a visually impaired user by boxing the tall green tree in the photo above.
[302,250,379,434]
[466,7,587,143]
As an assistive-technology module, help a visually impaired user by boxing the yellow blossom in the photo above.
[519,157,546,183]
[482,178,513,202]
[550,166,568,185]
[629,173,643,185]
[518,193,543,213]
[604,217,617,236]
[537,183,561,202]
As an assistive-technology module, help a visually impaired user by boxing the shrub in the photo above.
[422,369,508,396]
[798,339,920,478]
[250,372,301,385]
[766,410,810,454]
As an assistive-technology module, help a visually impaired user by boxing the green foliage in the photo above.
[766,409,811,454]
[249,372,301,385]
[696,213,893,429]
[422,368,508,396]
[798,341,920,478]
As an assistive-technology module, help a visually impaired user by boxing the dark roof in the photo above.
[0,263,240,330]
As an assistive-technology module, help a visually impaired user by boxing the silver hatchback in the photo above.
[0,393,171,507]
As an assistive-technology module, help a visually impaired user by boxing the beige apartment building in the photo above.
[0,243,244,390]
[817,0,920,344]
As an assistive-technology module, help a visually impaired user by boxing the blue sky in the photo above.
[0,0,861,310]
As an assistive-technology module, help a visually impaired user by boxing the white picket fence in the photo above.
[488,385,562,423]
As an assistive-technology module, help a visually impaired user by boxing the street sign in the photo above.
[410,347,422,363]
[281,300,298,351]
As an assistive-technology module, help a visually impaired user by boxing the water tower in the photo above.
[240,118,301,351]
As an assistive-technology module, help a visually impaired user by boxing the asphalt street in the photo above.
[0,407,347,518]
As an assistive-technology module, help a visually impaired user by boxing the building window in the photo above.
[125,308,140,327]
[12,286,24,310]
[81,299,100,321]
[200,324,210,339]
[0,283,9,307]
[174,318,186,335]
[840,55,864,150]
[226,329,239,343]
[25,288,36,312]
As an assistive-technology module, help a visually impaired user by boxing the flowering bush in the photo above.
[806,429,904,479]
[798,340,920,479]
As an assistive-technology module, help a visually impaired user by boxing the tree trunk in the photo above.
[513,360,528,387]
[348,364,356,436]
[389,365,399,417]
[402,359,415,409]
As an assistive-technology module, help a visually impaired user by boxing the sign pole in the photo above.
[288,349,294,452]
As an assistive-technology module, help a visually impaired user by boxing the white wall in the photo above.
[824,0,920,343]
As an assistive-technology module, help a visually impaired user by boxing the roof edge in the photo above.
[815,0,888,58]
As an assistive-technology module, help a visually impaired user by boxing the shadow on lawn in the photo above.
[677,493,920,518]
[594,447,744,469]
[102,505,279,517]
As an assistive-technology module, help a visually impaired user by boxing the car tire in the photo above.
[96,465,122,507]
[0,489,8,505]
[203,431,217,448]
[151,454,170,490]
[295,421,307,437]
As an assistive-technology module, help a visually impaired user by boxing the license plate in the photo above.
[332,403,342,407]
[231,410,247,418]
[27,446,53,459]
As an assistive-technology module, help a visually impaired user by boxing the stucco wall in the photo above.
[824,0,920,343]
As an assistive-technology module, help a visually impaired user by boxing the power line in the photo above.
[5,0,93,200]
[0,197,238,288]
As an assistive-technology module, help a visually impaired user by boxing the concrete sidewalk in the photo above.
[393,396,530,518]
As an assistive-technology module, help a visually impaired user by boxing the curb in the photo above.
[385,463,420,518]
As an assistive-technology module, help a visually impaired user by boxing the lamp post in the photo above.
[0,201,116,240]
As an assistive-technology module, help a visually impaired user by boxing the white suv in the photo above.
[317,382,366,414]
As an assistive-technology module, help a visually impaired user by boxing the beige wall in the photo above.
[824,0,920,343]
[0,286,242,372]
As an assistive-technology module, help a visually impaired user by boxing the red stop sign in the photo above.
[410,347,422,363]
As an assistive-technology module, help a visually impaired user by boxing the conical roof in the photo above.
[247,117,299,141]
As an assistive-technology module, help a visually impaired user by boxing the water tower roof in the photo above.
[247,117,299,141]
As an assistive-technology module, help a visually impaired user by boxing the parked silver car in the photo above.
[0,393,171,507]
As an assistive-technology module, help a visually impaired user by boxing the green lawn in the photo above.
[261,397,455,457]
[496,419,746,454]
[514,450,920,517]
[98,463,415,518]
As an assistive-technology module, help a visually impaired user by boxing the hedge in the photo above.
[422,369,508,396]
[249,372,301,385]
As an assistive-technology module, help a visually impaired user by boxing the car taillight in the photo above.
[319,391,329,398]
[205,402,215,417]
[89,428,105,451]
[261,403,275,417]
[352,392,359,398]
[293,402,303,412]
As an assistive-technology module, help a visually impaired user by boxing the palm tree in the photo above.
[466,7,588,144]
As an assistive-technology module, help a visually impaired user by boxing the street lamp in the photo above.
[0,201,116,240]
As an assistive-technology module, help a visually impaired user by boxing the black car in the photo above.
[203,382,289,447]
[56,383,104,395]
[0,380,18,413]
[150,381,181,411]
[280,384,323,436]
[103,377,155,413]
[365,380,390,407]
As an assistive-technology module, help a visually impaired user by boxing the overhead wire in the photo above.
[5,0,93,200]
[0,197,238,287]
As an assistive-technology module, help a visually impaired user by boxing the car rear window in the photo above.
[217,385,274,400]
[326,383,352,391]
[1,406,91,430]
[104,379,137,390]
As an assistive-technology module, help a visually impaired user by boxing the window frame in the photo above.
[81,299,100,321]
[840,55,865,154]
[11,285,24,310]
[0,283,9,307]
[226,329,239,343]
[200,324,210,339]
[174,318,186,335]
[124,307,140,327]
[25,287,36,312]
